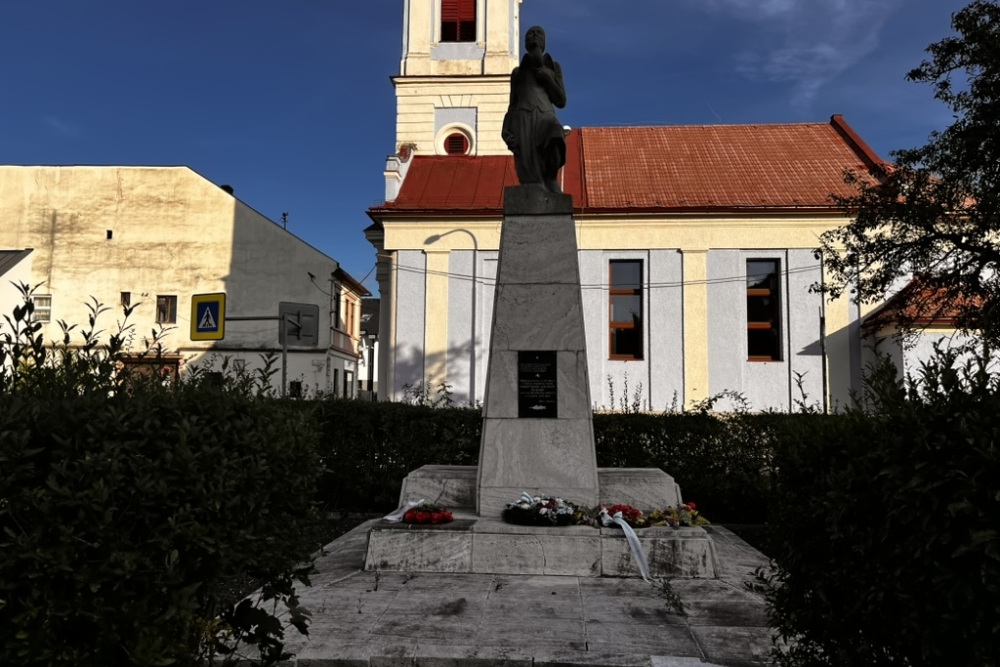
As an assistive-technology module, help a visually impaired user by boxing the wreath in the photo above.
[502,494,587,526]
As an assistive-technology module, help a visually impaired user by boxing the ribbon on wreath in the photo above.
[384,499,424,522]
[599,508,651,583]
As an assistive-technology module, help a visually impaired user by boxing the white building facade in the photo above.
[0,165,368,396]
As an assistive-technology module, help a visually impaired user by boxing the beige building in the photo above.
[365,0,888,412]
[0,165,368,396]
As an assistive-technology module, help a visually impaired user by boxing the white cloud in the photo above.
[690,0,904,107]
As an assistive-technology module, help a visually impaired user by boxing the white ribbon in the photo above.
[600,509,651,582]
[384,499,423,522]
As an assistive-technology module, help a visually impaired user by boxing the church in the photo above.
[366,0,883,412]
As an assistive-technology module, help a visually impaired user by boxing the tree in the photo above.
[819,0,1000,342]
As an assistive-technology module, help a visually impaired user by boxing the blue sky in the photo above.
[1,0,968,290]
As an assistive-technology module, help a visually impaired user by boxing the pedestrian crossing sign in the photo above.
[190,293,226,341]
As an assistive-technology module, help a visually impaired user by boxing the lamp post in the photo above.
[425,229,478,406]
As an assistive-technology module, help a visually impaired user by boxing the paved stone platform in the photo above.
[278,521,775,666]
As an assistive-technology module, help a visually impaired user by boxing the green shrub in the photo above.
[310,389,792,522]
[311,398,480,511]
[593,409,798,523]
[762,348,1000,667]
[0,286,321,666]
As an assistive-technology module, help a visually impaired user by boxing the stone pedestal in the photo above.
[365,513,720,579]
[476,186,600,515]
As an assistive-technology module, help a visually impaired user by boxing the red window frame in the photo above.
[746,259,782,361]
[441,0,476,42]
[609,260,643,360]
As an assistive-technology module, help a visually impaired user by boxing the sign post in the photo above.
[189,295,317,398]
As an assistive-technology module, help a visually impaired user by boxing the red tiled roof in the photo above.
[862,278,984,331]
[372,115,880,215]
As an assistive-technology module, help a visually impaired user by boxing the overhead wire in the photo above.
[382,260,825,290]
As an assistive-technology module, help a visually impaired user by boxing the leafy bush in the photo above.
[0,286,321,666]
[311,398,480,511]
[762,348,1000,667]
[593,406,803,523]
[310,388,793,522]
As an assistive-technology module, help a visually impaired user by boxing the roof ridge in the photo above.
[580,121,832,130]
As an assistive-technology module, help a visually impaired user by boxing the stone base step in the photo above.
[398,465,684,513]
[364,512,720,579]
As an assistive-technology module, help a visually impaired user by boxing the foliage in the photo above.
[651,578,687,617]
[593,407,790,523]
[311,391,793,521]
[760,346,1000,667]
[0,285,321,666]
[311,398,481,511]
[819,0,1000,342]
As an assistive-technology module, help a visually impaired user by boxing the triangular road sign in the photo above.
[198,305,217,331]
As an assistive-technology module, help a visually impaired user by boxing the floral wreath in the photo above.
[500,495,708,529]
[502,494,588,526]
[384,500,454,525]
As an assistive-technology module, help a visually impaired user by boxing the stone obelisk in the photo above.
[475,185,599,515]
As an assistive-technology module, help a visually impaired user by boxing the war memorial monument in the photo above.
[281,27,773,666]
[364,26,718,580]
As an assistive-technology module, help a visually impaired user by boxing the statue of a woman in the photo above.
[502,26,567,193]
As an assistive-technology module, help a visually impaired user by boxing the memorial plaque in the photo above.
[518,350,558,418]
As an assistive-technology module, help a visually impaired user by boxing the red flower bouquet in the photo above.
[402,504,454,525]
[601,504,648,528]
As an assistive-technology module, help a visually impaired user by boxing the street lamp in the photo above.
[425,229,478,406]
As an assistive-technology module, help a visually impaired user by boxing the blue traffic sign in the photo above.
[190,293,226,341]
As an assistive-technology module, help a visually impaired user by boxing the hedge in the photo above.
[310,397,810,522]
[1,291,321,666]
[762,351,1000,667]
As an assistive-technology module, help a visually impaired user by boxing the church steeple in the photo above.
[385,0,521,200]
[400,0,520,78]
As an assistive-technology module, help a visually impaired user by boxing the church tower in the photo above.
[385,0,521,199]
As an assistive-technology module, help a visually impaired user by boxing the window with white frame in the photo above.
[32,295,52,323]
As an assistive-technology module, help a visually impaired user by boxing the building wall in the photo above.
[393,0,520,159]
[393,249,428,397]
[0,165,354,395]
[707,249,825,411]
[0,251,33,323]
[375,213,859,411]
[863,327,996,388]
[401,0,519,77]
[394,78,512,156]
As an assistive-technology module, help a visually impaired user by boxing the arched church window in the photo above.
[441,0,476,42]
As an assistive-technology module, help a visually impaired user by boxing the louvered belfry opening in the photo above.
[445,132,469,155]
[441,0,476,42]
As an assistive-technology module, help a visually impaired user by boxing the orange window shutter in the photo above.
[457,0,476,21]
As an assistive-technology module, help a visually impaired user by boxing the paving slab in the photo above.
[278,522,774,667]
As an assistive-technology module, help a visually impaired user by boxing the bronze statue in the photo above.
[502,26,567,193]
